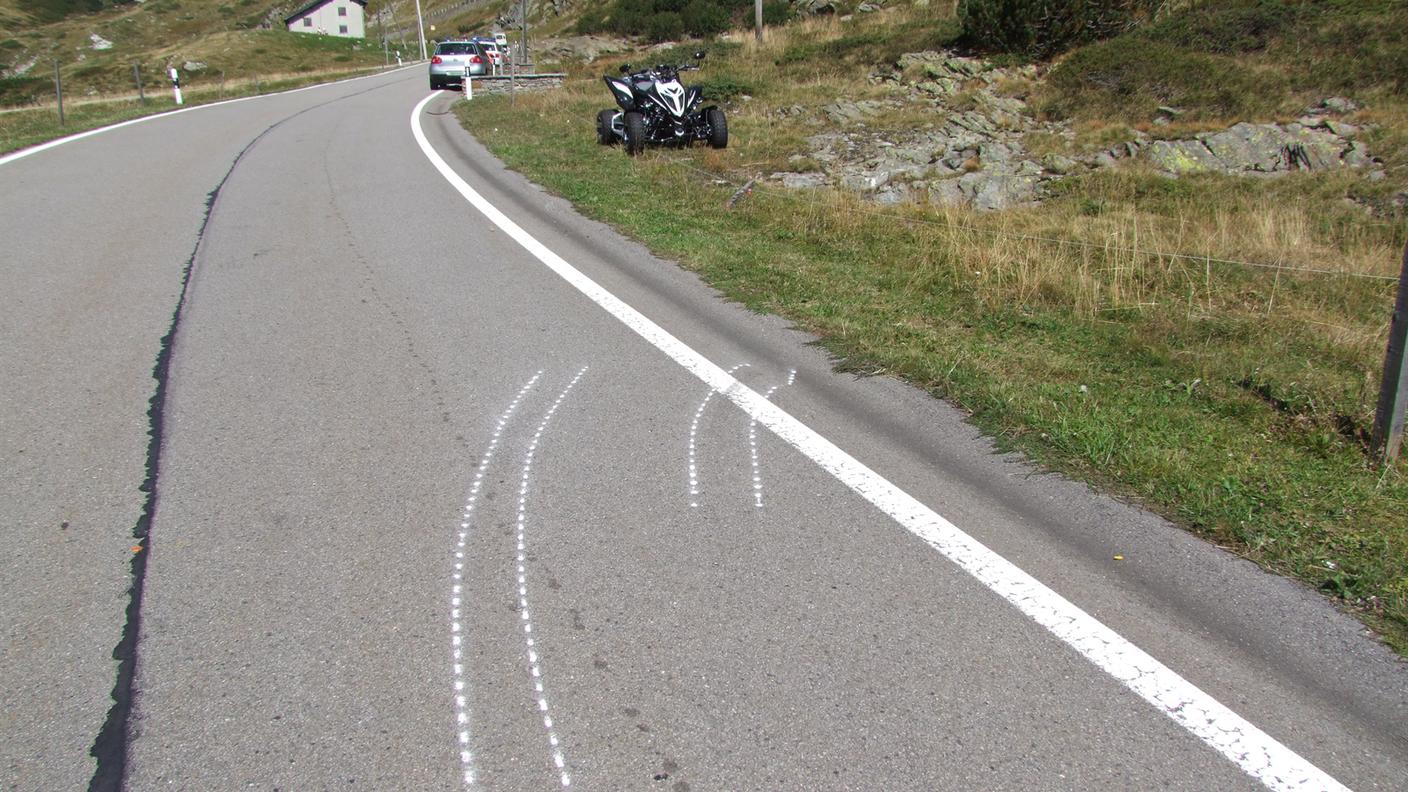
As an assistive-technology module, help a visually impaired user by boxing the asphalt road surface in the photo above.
[2,66,1405,792]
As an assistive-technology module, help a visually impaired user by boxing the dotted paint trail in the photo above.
[687,362,748,508]
[748,369,796,508]
[515,367,589,788]
[449,372,542,788]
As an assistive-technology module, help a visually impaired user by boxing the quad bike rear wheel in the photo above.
[596,109,617,145]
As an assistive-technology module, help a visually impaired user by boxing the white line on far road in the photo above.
[410,92,1352,792]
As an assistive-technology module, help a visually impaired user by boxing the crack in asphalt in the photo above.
[85,73,414,792]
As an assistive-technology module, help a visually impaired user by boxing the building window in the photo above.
[339,24,348,34]
[338,6,347,15]
[303,17,312,26]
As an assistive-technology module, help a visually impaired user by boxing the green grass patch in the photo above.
[1037,0,1408,124]
[456,79,1408,652]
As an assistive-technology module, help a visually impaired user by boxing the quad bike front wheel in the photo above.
[706,107,728,149]
[596,109,617,145]
[623,112,646,156]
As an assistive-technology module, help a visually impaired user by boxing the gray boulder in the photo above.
[1145,123,1354,175]
[792,0,837,15]
[777,172,830,189]
[972,172,1038,211]
[1041,153,1078,175]
[841,170,891,192]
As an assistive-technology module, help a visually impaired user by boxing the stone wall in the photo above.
[468,73,565,94]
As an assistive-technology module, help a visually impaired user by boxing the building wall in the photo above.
[287,2,366,38]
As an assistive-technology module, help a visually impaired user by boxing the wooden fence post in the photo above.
[1371,242,1408,464]
[53,60,64,126]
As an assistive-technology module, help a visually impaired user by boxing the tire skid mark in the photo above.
[87,77,418,792]
[515,367,589,788]
[450,372,543,787]
[748,369,797,508]
[319,153,458,432]
[687,362,748,508]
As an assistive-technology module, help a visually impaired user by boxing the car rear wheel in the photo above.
[597,109,617,145]
[623,112,646,156]
[706,108,728,149]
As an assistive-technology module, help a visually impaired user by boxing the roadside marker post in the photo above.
[133,63,145,104]
[168,67,183,106]
[53,60,64,127]
[1371,241,1408,464]
[462,66,472,100]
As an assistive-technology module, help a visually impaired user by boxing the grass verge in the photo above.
[455,71,1408,653]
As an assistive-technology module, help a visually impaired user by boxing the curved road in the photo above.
[1,67,1404,791]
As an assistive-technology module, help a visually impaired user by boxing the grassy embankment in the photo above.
[0,28,398,154]
[456,2,1408,650]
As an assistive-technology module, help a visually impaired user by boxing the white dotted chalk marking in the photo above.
[748,369,797,508]
[450,371,542,788]
[688,362,749,508]
[413,99,1351,792]
[516,366,588,788]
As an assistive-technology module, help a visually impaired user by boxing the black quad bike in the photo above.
[596,51,727,155]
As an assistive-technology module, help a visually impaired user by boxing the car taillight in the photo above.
[469,55,482,64]
[431,55,442,64]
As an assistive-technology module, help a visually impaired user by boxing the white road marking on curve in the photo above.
[451,371,542,787]
[515,367,589,788]
[411,94,1352,792]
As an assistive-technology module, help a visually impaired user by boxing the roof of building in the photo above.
[285,0,367,25]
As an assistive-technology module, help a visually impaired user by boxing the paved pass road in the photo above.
[1,67,1404,791]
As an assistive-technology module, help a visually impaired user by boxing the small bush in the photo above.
[582,0,759,42]
[697,74,750,100]
[1039,38,1275,121]
[682,0,730,36]
[16,0,101,24]
[1146,0,1304,54]
[646,12,685,42]
[0,75,48,106]
[762,0,791,26]
[957,0,1163,58]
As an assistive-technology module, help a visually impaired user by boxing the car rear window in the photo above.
[436,43,477,55]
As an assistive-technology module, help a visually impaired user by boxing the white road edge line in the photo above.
[410,93,1351,792]
[0,64,421,168]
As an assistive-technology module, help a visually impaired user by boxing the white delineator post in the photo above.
[462,65,472,100]
[168,67,182,106]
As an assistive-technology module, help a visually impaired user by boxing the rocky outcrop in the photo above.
[1145,121,1368,176]
[767,50,1383,212]
[771,51,1067,210]
[534,35,632,62]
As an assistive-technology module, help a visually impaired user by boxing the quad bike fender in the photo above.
[604,77,636,111]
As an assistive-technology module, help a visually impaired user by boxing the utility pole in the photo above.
[520,0,528,72]
[755,0,763,42]
[414,0,428,60]
[1371,242,1408,464]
